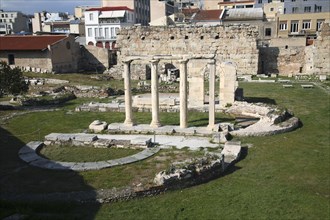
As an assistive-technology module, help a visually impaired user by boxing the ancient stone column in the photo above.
[123,60,134,126]
[208,59,216,130]
[150,59,161,128]
[179,59,188,128]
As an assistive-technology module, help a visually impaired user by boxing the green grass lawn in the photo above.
[40,145,142,162]
[0,82,329,219]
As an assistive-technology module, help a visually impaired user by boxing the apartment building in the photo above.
[84,6,135,48]
[0,10,30,35]
[217,0,255,10]
[255,0,329,14]
[150,0,177,23]
[102,0,150,25]
[277,12,328,38]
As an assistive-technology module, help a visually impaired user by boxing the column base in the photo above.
[207,124,216,131]
[124,119,135,127]
[180,123,188,129]
[150,121,161,128]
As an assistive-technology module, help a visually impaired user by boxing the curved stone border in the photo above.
[230,117,300,137]
[18,141,160,171]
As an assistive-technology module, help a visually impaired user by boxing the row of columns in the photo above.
[123,59,216,129]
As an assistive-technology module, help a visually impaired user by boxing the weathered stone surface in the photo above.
[221,141,241,164]
[89,120,108,132]
[114,25,259,80]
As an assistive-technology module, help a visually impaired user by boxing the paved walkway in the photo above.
[19,141,160,171]
[98,134,219,149]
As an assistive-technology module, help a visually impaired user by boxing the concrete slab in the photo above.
[18,146,35,155]
[44,133,61,141]
[26,141,44,150]
[74,134,98,142]
[19,152,40,163]
[130,137,151,145]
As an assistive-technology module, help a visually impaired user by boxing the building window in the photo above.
[316,19,324,31]
[279,22,287,30]
[292,7,298,13]
[302,20,311,30]
[8,54,15,65]
[110,27,114,37]
[99,28,103,37]
[94,28,98,37]
[268,0,272,3]
[290,21,299,33]
[281,0,284,2]
[258,0,262,4]
[270,8,274,12]
[105,27,109,38]
[304,6,311,12]
[87,28,92,37]
[89,13,93,21]
[291,0,295,2]
[315,5,322,12]
[265,28,272,36]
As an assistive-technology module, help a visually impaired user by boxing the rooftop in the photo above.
[86,6,134,12]
[192,10,223,21]
[218,0,255,5]
[222,8,264,21]
[0,35,68,51]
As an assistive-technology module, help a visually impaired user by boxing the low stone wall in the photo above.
[44,133,151,149]
[227,102,300,137]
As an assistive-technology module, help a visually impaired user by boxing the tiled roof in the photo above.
[86,6,134,12]
[0,35,68,51]
[193,10,223,21]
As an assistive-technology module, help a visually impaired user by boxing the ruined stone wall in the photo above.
[259,46,306,75]
[305,23,330,75]
[260,23,330,76]
[116,24,259,79]
[79,45,110,73]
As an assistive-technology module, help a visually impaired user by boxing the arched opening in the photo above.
[88,41,94,46]
[105,42,110,49]
[96,42,103,48]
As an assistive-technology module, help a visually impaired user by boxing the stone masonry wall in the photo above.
[305,23,330,75]
[115,24,259,79]
[259,46,306,75]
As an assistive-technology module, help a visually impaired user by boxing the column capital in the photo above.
[150,59,160,64]
[122,60,132,65]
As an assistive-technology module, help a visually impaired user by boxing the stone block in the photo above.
[89,120,108,132]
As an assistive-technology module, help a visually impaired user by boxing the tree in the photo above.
[0,61,29,97]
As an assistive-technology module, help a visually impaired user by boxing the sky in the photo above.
[0,0,101,15]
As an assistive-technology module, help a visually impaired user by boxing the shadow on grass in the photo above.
[244,97,277,105]
[0,127,100,219]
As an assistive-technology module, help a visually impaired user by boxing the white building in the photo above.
[84,6,135,49]
[0,10,30,35]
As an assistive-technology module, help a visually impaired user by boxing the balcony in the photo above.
[95,36,117,41]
